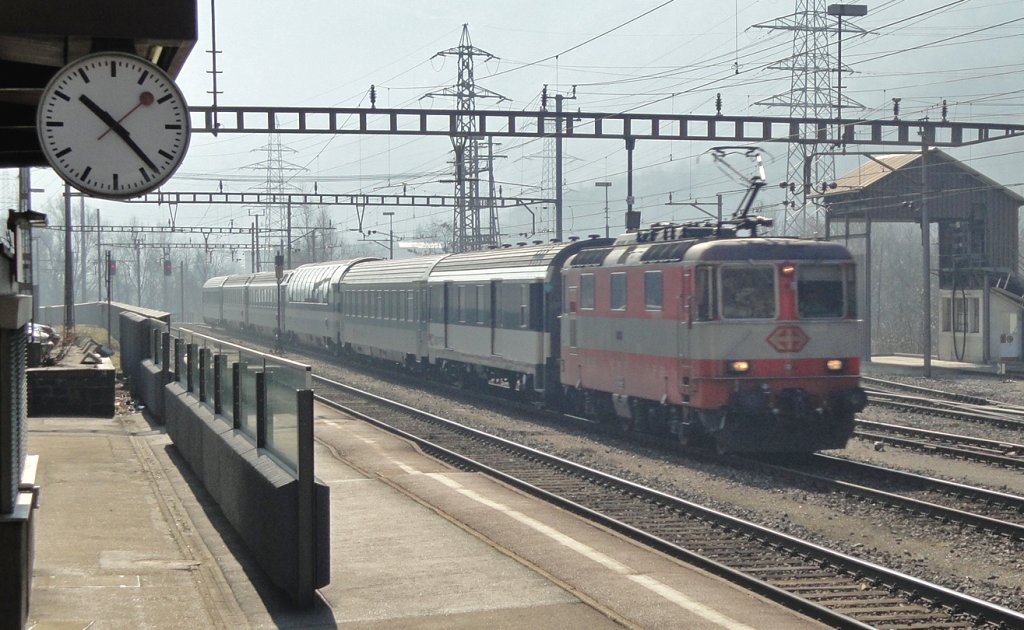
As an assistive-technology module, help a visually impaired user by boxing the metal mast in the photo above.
[754,1,843,236]
[425,24,506,252]
[539,89,556,237]
[245,125,304,259]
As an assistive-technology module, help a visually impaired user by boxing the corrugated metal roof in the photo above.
[202,276,230,289]
[423,239,612,283]
[343,254,447,284]
[818,149,1024,204]
[819,153,919,198]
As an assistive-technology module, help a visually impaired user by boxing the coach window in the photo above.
[721,266,775,319]
[610,272,627,310]
[476,284,487,324]
[797,265,844,318]
[457,286,466,322]
[644,271,662,310]
[519,284,529,327]
[466,286,474,323]
[580,274,595,309]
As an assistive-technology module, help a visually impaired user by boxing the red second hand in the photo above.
[97,91,155,140]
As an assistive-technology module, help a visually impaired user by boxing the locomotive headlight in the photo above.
[826,359,845,372]
[727,360,751,374]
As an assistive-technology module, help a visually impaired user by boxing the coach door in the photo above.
[443,281,452,348]
[490,280,499,355]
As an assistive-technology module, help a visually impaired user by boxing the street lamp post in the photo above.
[595,181,612,238]
[827,4,868,143]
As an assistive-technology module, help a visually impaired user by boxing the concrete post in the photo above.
[199,348,208,402]
[296,388,314,607]
[255,371,267,448]
[214,354,224,416]
[232,362,241,430]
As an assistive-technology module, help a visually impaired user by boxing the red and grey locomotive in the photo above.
[559,222,867,452]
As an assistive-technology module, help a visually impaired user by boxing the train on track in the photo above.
[202,224,866,453]
[203,154,866,453]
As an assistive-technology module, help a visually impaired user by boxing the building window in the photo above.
[942,296,980,333]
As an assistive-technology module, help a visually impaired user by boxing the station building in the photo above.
[822,149,1024,366]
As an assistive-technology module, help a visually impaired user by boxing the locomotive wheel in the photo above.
[676,424,695,447]
[618,415,635,435]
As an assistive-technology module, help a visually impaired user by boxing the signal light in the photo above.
[163,259,172,275]
[108,259,117,275]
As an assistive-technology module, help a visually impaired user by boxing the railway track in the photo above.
[740,453,1024,540]
[861,376,995,406]
[863,377,1024,431]
[311,372,1024,629]
[853,419,1024,469]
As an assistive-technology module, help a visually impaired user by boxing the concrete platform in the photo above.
[867,354,1011,376]
[26,404,828,629]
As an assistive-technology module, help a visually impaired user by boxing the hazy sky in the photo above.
[6,0,1023,249]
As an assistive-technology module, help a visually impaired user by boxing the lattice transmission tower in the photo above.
[425,24,506,252]
[754,1,864,237]
[245,125,305,259]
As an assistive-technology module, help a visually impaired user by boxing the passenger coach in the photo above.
[425,238,612,395]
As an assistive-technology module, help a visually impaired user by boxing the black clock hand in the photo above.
[79,94,158,172]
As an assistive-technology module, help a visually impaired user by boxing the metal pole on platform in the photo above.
[105,250,112,348]
[921,139,931,377]
[180,261,185,323]
[64,183,74,333]
[96,209,102,301]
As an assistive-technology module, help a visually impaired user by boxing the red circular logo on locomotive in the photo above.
[766,325,809,353]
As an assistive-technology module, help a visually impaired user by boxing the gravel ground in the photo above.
[206,330,1024,614]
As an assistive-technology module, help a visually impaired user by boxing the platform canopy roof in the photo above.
[0,0,197,168]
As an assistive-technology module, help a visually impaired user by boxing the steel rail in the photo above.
[854,419,1024,469]
[739,453,1024,539]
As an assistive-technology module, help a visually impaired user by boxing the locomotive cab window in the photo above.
[797,265,845,318]
[694,266,717,320]
[644,271,662,310]
[580,274,595,310]
[610,272,627,311]
[721,266,775,319]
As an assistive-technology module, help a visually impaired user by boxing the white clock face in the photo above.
[36,52,191,200]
